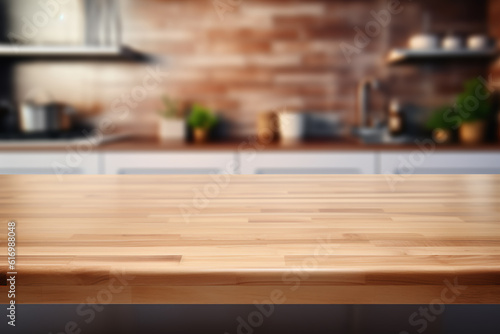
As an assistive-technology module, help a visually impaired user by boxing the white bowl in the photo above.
[442,35,462,50]
[409,34,439,50]
[467,35,490,50]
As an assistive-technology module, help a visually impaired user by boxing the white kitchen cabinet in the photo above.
[2,150,499,176]
[0,152,100,176]
[380,152,500,174]
[103,152,238,175]
[238,152,377,174]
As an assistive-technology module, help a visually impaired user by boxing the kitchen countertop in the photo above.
[1,174,499,304]
[1,136,500,151]
[99,138,500,151]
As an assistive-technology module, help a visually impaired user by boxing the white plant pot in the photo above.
[278,112,304,143]
[158,118,186,143]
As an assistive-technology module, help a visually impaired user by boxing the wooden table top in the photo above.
[1,174,499,304]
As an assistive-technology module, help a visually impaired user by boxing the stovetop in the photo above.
[0,130,130,148]
[0,129,90,141]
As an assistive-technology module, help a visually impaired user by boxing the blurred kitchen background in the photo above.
[1,0,500,175]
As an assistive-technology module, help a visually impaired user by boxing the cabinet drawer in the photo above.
[239,152,377,174]
[380,152,500,174]
[103,152,238,175]
[0,152,100,176]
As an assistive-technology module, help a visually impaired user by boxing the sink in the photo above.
[354,127,414,144]
[356,127,385,143]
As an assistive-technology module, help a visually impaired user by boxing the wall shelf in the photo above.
[0,44,150,62]
[387,48,498,64]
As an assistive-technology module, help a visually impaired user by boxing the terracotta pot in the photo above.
[459,120,486,145]
[257,112,278,144]
[432,128,452,144]
[193,128,208,143]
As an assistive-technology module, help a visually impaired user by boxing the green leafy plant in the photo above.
[188,104,217,129]
[158,95,181,119]
[426,78,492,130]
[454,78,491,123]
[426,105,456,130]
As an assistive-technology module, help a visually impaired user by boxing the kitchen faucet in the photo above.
[355,77,391,143]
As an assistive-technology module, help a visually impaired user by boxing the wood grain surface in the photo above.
[0,175,499,304]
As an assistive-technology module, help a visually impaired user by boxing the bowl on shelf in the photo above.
[467,35,492,51]
[442,35,463,50]
[409,34,439,50]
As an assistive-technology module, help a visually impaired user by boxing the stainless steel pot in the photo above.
[19,102,73,133]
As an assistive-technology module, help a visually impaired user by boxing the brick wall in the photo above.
[489,0,500,82]
[13,0,489,137]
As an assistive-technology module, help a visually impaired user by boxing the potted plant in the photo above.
[158,96,186,143]
[455,78,492,145]
[426,78,492,145]
[426,106,455,144]
[188,104,217,143]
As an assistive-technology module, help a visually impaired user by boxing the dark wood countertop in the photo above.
[100,138,500,152]
[1,137,500,152]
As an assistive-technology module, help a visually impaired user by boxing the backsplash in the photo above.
[489,0,500,83]
[11,0,490,137]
